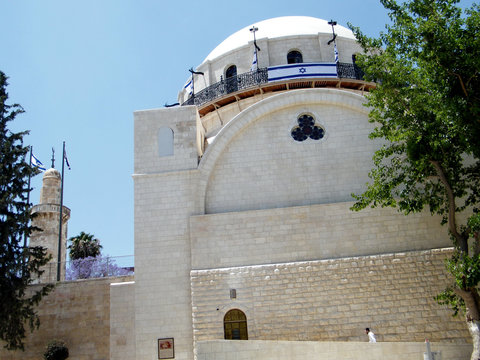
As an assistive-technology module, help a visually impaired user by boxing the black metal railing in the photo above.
[337,62,365,80]
[183,68,268,106]
[183,63,364,107]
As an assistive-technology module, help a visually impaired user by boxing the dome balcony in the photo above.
[181,62,375,117]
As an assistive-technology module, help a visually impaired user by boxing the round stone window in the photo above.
[291,114,324,142]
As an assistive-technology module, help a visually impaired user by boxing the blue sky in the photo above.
[0,0,474,258]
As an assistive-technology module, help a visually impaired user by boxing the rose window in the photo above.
[291,114,324,142]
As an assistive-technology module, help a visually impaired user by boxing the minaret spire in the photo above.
[51,147,55,168]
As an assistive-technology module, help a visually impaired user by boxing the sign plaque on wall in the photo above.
[158,338,174,359]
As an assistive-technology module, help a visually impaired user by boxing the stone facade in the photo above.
[0,276,133,360]
[110,281,136,360]
[132,85,471,359]
[190,202,451,270]
[191,249,468,343]
[30,168,70,282]
[196,340,473,360]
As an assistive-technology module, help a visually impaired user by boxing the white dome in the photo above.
[204,16,355,63]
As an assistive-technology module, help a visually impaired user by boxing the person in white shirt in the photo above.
[365,328,376,343]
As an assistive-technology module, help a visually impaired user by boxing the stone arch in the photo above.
[223,308,248,340]
[195,88,368,214]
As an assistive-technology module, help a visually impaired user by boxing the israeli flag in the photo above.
[64,151,71,170]
[31,153,46,171]
[268,63,337,82]
[334,44,339,63]
[184,80,193,96]
[251,51,258,71]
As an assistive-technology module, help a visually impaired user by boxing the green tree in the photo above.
[0,71,54,350]
[349,0,480,357]
[43,340,69,360]
[67,232,102,260]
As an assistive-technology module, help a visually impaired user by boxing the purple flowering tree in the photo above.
[66,256,132,280]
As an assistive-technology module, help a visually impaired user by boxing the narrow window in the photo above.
[158,127,174,156]
[352,54,363,80]
[225,65,238,93]
[225,65,237,79]
[287,50,303,64]
[224,309,248,340]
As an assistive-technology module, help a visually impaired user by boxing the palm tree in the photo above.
[68,232,102,260]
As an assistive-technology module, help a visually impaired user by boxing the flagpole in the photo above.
[22,146,33,275]
[250,26,260,71]
[24,146,32,250]
[56,141,66,281]
[188,68,205,102]
[327,20,338,64]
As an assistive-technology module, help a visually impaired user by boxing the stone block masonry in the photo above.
[0,276,133,360]
[190,202,451,270]
[190,248,469,344]
[196,340,473,360]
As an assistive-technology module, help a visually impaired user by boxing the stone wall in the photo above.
[196,340,473,360]
[190,249,469,344]
[110,281,135,360]
[30,207,70,282]
[0,276,133,360]
[134,106,199,174]
[190,202,451,270]
[134,101,207,360]
[204,99,375,214]
[133,171,196,360]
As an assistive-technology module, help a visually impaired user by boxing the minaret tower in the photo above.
[30,168,71,282]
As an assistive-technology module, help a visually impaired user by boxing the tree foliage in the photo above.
[349,0,480,355]
[43,340,69,360]
[67,231,102,260]
[0,71,54,350]
[66,255,132,280]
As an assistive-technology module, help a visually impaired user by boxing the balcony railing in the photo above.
[183,62,364,107]
[183,68,269,106]
[337,62,365,80]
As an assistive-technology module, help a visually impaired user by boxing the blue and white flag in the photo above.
[251,51,258,71]
[31,153,46,171]
[268,63,338,82]
[64,150,71,170]
[184,80,193,96]
[334,44,339,63]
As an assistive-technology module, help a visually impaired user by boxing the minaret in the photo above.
[30,168,71,282]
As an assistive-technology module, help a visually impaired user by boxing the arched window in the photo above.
[287,50,303,64]
[158,127,174,156]
[224,309,248,340]
[225,65,237,79]
[225,65,238,93]
[352,53,363,80]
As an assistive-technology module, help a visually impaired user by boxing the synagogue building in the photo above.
[1,16,472,360]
